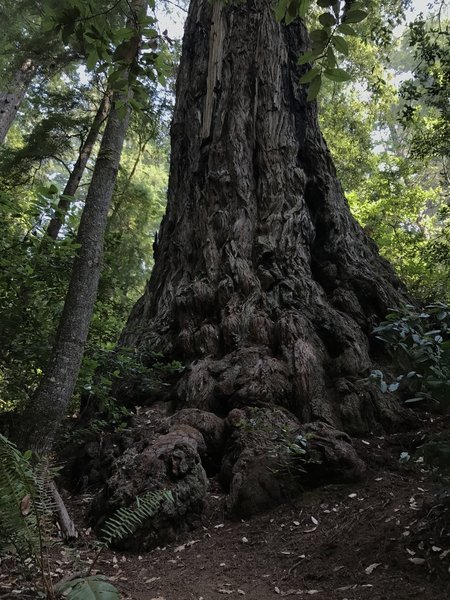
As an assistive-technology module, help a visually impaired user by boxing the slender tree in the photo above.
[45,88,111,240]
[14,0,148,453]
[118,0,410,434]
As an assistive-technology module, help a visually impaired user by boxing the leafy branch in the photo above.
[274,0,370,99]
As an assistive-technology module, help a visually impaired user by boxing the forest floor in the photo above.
[1,420,450,600]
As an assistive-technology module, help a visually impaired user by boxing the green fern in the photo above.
[0,433,173,600]
[0,433,54,560]
[100,489,173,547]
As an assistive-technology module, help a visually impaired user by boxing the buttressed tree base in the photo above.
[91,0,415,544]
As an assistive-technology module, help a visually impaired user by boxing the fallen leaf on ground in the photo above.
[409,558,426,565]
[365,563,381,575]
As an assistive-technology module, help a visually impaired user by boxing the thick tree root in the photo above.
[90,406,367,550]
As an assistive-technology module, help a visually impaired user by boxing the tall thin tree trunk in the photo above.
[14,1,147,453]
[46,90,112,240]
[118,0,410,435]
[0,58,35,144]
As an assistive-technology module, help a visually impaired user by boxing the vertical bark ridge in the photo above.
[0,58,35,144]
[119,0,410,433]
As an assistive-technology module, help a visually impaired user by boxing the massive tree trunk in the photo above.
[118,0,410,435]
[0,58,35,144]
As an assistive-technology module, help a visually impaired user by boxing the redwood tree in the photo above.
[119,0,409,435]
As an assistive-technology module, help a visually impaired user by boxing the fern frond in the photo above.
[100,489,173,547]
[0,434,54,561]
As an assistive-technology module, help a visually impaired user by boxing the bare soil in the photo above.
[1,428,450,600]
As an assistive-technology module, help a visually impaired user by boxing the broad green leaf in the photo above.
[346,1,365,10]
[275,0,288,20]
[332,35,349,55]
[285,11,296,24]
[297,51,318,65]
[56,575,120,600]
[326,46,337,68]
[299,0,312,17]
[307,74,322,101]
[319,12,336,27]
[337,23,358,35]
[310,29,328,42]
[288,0,300,17]
[299,66,321,83]
[86,50,98,72]
[343,9,368,24]
[323,67,351,82]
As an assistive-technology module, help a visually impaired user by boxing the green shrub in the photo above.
[372,303,450,406]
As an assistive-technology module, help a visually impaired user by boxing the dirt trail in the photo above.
[97,436,450,600]
[1,433,449,600]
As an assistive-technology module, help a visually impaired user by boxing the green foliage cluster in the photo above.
[372,303,450,406]
[318,2,450,303]
[0,434,54,561]
[42,0,173,117]
[0,74,169,414]
[276,0,371,99]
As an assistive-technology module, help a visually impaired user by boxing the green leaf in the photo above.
[297,50,319,65]
[317,0,334,6]
[299,66,321,83]
[285,11,296,24]
[319,12,336,27]
[274,0,288,21]
[343,9,368,24]
[288,0,300,17]
[307,74,322,101]
[323,67,351,82]
[311,37,327,51]
[310,29,329,42]
[337,23,358,35]
[110,77,129,91]
[299,0,312,17]
[346,1,365,10]
[332,35,349,55]
[86,50,98,72]
[326,46,337,68]
[56,576,120,600]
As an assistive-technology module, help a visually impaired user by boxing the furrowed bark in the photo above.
[118,0,411,434]
[0,58,35,144]
[46,89,112,240]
